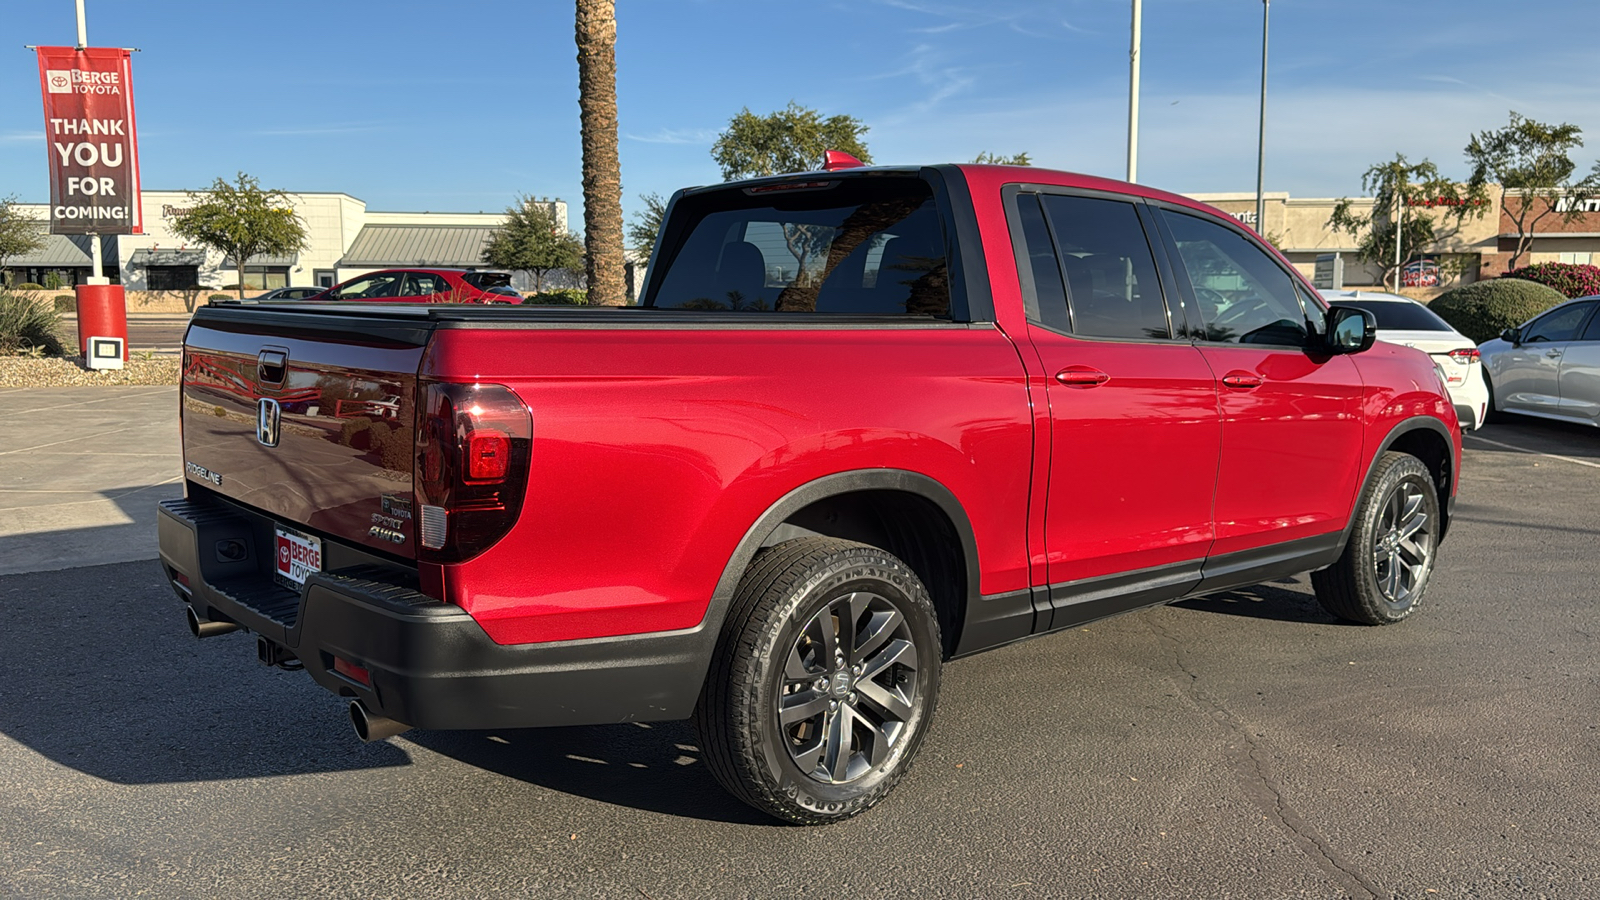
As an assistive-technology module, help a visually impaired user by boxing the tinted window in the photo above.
[1525,302,1595,342]
[1040,194,1169,340]
[462,271,513,289]
[405,272,451,296]
[1161,210,1309,346]
[331,273,401,300]
[1337,299,1452,332]
[1014,193,1070,332]
[649,178,949,316]
[1582,305,1600,341]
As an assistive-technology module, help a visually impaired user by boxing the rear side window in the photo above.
[405,272,451,296]
[1338,300,1452,332]
[1582,306,1600,341]
[648,178,949,316]
[1038,194,1170,340]
[1161,210,1309,347]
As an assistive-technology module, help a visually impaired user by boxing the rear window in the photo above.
[647,178,949,316]
[462,271,513,289]
[1338,299,1452,332]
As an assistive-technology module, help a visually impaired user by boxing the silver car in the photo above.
[1478,294,1600,426]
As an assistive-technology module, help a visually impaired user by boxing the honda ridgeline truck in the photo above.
[159,161,1461,824]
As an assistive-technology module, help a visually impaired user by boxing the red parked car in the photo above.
[161,160,1460,825]
[311,268,519,304]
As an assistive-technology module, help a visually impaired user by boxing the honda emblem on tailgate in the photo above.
[257,398,281,447]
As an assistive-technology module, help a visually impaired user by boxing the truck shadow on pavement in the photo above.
[0,558,410,783]
[1172,578,1345,624]
[407,724,776,825]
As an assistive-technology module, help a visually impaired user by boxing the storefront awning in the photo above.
[339,224,496,268]
[5,233,93,267]
[129,249,207,266]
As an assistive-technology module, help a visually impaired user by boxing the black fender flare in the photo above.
[1330,415,1458,561]
[701,469,982,634]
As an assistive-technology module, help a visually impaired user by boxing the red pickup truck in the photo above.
[159,163,1460,824]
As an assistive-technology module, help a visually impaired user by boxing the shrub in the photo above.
[0,290,66,356]
[15,282,44,290]
[43,272,66,290]
[1501,262,1600,299]
[1430,279,1566,344]
[208,293,232,301]
[522,289,589,306]
[54,294,76,311]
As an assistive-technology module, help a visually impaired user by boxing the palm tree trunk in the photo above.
[575,0,627,306]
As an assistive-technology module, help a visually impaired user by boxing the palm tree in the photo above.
[575,0,626,306]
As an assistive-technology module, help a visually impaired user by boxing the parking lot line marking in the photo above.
[1463,433,1600,470]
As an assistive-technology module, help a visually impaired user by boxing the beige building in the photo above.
[4,191,567,293]
[1185,186,1504,291]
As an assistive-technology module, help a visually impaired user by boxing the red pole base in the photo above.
[74,284,129,361]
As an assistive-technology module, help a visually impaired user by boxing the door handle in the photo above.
[1221,371,1263,389]
[1055,366,1109,387]
[1546,349,1564,358]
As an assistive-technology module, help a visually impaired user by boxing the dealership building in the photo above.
[5,190,568,293]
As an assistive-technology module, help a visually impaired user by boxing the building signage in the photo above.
[1313,253,1344,290]
[35,46,143,235]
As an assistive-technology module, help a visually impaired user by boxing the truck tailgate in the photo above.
[181,306,433,559]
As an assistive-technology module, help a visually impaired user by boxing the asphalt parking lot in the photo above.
[1,391,1597,898]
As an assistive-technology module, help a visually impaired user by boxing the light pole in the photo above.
[1127,0,1142,183]
[1254,0,1269,236]
[73,0,107,285]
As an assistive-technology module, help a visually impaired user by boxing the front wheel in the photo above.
[1312,452,1440,625]
[694,537,942,824]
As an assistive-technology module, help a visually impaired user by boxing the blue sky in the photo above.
[3,0,1598,231]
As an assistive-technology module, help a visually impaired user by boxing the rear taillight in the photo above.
[415,381,532,562]
[1447,348,1480,364]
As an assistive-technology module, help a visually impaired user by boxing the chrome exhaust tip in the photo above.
[349,700,410,743]
[187,605,239,638]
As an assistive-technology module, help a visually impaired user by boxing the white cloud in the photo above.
[1,132,44,144]
[625,127,719,145]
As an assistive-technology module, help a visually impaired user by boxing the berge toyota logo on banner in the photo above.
[35,46,143,235]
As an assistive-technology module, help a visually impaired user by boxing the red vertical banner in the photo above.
[36,46,143,235]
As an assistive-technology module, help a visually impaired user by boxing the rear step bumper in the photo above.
[157,494,709,731]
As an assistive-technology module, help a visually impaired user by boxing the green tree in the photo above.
[576,0,627,306]
[1466,112,1600,270]
[711,102,872,180]
[972,151,1032,166]
[168,174,309,299]
[627,192,667,257]
[1328,154,1488,291]
[0,195,47,285]
[482,197,584,294]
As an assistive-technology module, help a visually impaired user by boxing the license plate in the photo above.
[275,525,322,589]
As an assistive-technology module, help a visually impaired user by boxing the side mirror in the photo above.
[1500,327,1521,346]
[1325,305,1377,354]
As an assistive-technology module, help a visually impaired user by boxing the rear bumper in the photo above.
[157,494,710,731]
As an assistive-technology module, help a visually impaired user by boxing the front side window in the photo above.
[649,178,949,316]
[1039,194,1169,340]
[1524,302,1595,343]
[1161,210,1310,347]
[332,273,401,300]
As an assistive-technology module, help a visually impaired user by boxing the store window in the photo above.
[147,266,200,292]
[244,266,290,290]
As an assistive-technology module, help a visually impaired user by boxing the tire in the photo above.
[693,537,942,825]
[1311,452,1441,625]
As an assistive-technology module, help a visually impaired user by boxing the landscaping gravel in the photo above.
[0,354,180,387]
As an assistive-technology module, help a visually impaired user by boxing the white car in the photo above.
[1320,290,1488,430]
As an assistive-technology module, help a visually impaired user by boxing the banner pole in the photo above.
[73,0,107,283]
[75,0,87,48]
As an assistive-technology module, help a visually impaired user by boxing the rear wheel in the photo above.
[1312,452,1440,625]
[694,537,942,825]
